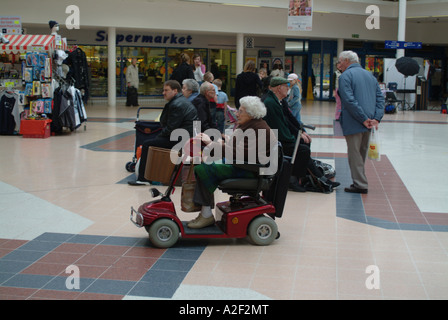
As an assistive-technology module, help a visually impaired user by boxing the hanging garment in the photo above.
[0,91,20,134]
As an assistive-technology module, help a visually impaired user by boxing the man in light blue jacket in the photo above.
[338,51,384,194]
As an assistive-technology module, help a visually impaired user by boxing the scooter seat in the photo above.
[218,177,272,191]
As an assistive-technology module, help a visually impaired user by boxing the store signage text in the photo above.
[95,30,193,46]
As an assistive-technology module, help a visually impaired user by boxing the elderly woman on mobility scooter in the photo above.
[188,96,278,229]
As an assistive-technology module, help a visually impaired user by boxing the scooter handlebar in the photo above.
[302,124,316,131]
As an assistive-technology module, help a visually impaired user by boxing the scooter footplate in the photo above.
[182,222,225,235]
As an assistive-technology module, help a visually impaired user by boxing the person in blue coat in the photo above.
[337,51,384,194]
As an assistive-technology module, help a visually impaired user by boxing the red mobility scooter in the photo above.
[130,136,300,248]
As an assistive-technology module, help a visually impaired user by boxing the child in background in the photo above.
[287,73,302,124]
[213,79,228,133]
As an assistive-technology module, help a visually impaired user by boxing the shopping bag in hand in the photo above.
[368,127,381,161]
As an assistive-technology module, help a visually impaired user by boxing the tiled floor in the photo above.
[1,100,447,300]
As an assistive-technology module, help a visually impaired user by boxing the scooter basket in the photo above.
[144,146,179,184]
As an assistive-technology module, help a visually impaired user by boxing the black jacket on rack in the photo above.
[64,48,91,103]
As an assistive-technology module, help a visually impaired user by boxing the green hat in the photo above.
[270,77,289,87]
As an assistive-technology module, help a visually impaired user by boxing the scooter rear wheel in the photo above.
[148,219,180,248]
[247,215,278,246]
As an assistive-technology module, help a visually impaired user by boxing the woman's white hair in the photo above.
[239,96,267,119]
[339,50,359,63]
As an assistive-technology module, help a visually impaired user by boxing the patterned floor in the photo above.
[1,101,448,300]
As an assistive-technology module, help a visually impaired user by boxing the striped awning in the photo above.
[1,34,58,53]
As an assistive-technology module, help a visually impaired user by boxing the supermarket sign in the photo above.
[95,30,193,46]
[0,16,22,34]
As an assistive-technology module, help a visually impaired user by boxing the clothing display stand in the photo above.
[0,33,87,137]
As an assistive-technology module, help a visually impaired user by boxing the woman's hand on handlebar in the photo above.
[196,133,212,146]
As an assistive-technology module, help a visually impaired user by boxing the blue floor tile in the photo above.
[33,233,75,243]
[2,250,48,263]
[140,269,188,284]
[128,280,179,298]
[66,234,107,244]
[161,248,204,260]
[84,279,136,295]
[43,276,96,292]
[0,260,32,274]
[3,274,54,289]
[151,259,196,272]
[18,240,62,252]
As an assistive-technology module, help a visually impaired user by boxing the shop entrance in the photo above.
[210,49,236,99]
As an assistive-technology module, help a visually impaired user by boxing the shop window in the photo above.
[79,45,108,97]
[79,46,210,97]
[285,40,308,53]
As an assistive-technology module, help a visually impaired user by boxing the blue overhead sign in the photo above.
[385,40,422,49]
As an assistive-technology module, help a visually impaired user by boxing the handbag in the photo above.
[368,127,381,161]
[181,164,201,212]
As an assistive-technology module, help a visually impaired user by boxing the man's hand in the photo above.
[370,119,379,130]
[363,119,372,129]
[301,132,312,144]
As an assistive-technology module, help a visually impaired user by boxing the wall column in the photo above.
[337,38,344,58]
[236,33,244,75]
[396,0,406,59]
[108,27,116,108]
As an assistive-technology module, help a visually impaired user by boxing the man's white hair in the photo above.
[239,96,267,119]
[339,50,359,63]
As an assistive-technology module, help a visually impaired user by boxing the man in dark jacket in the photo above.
[191,82,216,132]
[129,80,199,185]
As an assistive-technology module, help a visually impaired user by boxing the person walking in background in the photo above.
[234,60,263,109]
[170,53,194,85]
[126,58,139,107]
[287,73,302,124]
[334,61,342,120]
[192,53,206,84]
[337,50,384,194]
[213,79,228,133]
[270,63,285,78]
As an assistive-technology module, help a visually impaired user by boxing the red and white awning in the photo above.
[1,34,62,53]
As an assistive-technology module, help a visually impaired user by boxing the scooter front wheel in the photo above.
[247,215,278,246]
[147,218,180,248]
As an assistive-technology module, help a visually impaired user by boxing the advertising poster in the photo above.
[287,0,313,31]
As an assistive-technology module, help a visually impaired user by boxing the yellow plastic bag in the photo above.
[368,127,381,161]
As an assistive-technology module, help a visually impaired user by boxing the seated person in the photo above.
[188,96,277,229]
[191,82,217,132]
[128,80,199,186]
[182,78,200,102]
[262,77,340,192]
